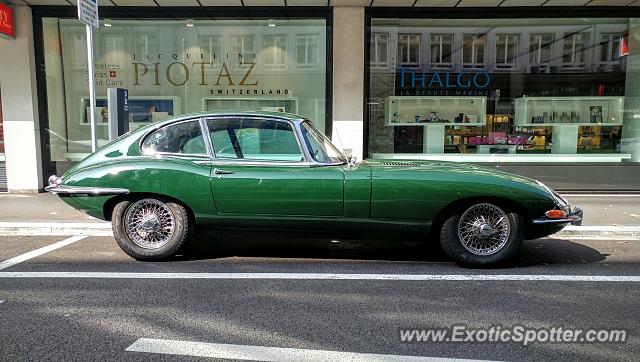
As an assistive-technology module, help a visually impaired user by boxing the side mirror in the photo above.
[343,148,357,165]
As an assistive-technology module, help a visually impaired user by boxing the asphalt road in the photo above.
[0,232,638,361]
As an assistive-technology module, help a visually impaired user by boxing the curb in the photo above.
[0,222,638,239]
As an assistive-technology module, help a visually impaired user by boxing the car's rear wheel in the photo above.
[440,202,523,266]
[112,197,191,260]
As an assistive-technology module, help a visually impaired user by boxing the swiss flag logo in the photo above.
[109,71,117,78]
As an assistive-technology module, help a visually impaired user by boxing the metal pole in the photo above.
[86,24,97,152]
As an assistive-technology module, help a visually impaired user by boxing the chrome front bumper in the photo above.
[45,175,129,196]
[532,206,583,226]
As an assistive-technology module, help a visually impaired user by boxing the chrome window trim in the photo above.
[199,117,215,158]
[297,120,348,166]
[140,117,211,158]
[138,114,346,167]
[203,116,315,165]
[200,160,320,168]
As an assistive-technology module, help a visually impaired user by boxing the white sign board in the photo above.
[77,0,99,29]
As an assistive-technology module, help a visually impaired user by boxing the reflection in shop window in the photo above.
[495,34,519,70]
[135,33,158,60]
[462,33,485,69]
[370,33,389,68]
[599,33,623,68]
[296,34,318,69]
[42,18,328,169]
[430,34,453,68]
[562,32,589,69]
[367,17,636,164]
[529,33,553,71]
[101,35,126,65]
[198,35,221,65]
[72,33,86,69]
[231,34,255,66]
[264,35,287,70]
[398,34,420,67]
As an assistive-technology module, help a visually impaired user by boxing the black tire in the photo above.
[112,197,191,261]
[439,202,523,267]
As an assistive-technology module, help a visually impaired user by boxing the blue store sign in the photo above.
[395,67,491,96]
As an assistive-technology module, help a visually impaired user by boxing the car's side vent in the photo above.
[378,161,420,167]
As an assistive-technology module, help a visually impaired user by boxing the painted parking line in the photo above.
[126,338,497,362]
[0,222,111,236]
[0,236,87,271]
[0,272,638,282]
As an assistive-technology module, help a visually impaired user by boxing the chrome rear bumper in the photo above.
[532,206,583,226]
[45,175,129,196]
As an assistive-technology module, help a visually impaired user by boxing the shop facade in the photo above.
[34,6,332,182]
[365,7,640,190]
[1,2,640,192]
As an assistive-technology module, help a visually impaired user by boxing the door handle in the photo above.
[213,168,234,175]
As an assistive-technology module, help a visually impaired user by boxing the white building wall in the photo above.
[331,6,365,161]
[0,5,42,192]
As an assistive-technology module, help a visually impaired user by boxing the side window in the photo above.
[142,120,207,155]
[207,118,303,162]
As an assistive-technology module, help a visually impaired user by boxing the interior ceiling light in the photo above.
[186,19,194,27]
[104,19,112,27]
[268,19,276,27]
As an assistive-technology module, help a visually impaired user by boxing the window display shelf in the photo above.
[514,96,624,127]
[385,96,487,126]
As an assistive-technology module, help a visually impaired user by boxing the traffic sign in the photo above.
[77,0,99,29]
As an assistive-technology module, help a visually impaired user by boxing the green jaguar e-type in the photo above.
[46,111,582,266]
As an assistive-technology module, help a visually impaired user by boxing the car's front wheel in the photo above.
[440,202,523,266]
[112,197,191,260]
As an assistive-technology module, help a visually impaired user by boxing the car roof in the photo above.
[161,110,306,124]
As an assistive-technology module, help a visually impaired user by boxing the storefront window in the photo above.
[367,17,640,163]
[42,18,328,170]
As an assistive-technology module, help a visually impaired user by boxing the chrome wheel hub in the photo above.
[124,199,175,249]
[457,203,510,256]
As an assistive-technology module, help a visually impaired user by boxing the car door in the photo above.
[140,118,216,217]
[205,117,345,216]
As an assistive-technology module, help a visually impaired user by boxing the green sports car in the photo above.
[46,111,582,266]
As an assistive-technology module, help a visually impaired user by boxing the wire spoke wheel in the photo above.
[457,203,511,256]
[124,199,175,249]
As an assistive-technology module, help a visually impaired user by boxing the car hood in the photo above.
[364,158,546,192]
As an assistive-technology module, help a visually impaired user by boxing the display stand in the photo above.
[385,96,487,154]
[551,124,579,154]
[424,124,445,153]
[514,96,624,155]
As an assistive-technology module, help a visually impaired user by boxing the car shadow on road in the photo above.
[509,238,608,267]
[175,229,608,268]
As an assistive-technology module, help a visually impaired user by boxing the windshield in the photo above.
[300,121,347,164]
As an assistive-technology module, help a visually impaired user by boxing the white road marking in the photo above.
[125,338,498,361]
[0,271,638,282]
[0,222,111,236]
[0,236,87,271]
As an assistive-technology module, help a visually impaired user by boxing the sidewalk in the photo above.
[0,192,638,238]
